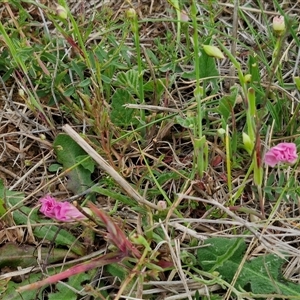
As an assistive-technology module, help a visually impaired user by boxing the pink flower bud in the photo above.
[273,16,285,35]
[180,10,190,22]
[157,200,167,211]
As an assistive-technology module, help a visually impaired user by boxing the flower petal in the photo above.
[39,195,86,222]
[264,142,298,167]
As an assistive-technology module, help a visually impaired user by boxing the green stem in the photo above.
[225,125,233,202]
[131,15,146,137]
[191,0,207,178]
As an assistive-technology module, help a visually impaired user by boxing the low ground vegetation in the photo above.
[0,1,300,299]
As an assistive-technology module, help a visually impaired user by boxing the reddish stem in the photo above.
[17,251,126,292]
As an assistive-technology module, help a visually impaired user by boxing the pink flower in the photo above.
[264,143,298,167]
[40,195,86,222]
[40,195,59,219]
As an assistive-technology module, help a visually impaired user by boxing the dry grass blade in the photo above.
[177,194,300,258]
[62,124,160,210]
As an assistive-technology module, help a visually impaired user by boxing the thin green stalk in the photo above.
[191,0,208,178]
[60,0,90,63]
[217,41,263,207]
[128,10,146,137]
[232,161,254,204]
[247,88,256,141]
[225,125,233,202]
[216,40,248,101]
[167,0,181,47]
[247,88,263,213]
[191,2,202,136]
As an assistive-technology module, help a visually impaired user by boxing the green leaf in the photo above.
[110,88,137,127]
[218,87,238,122]
[54,70,68,85]
[5,272,44,300]
[70,60,85,81]
[116,69,140,98]
[144,48,159,65]
[182,49,219,85]
[143,78,167,99]
[90,186,136,207]
[266,173,275,186]
[105,263,128,281]
[198,238,245,272]
[53,134,93,194]
[78,78,91,88]
[0,243,77,269]
[0,197,6,217]
[175,115,195,129]
[63,86,76,97]
[278,172,285,187]
[181,70,197,80]
[48,272,91,300]
[32,221,85,256]
[159,62,176,73]
[90,186,145,213]
[48,163,62,172]
[199,48,219,79]
[155,171,182,186]
[197,237,300,296]
[235,254,297,295]
[248,54,261,83]
[0,180,24,224]
[101,74,112,84]
[4,267,93,300]
[76,155,95,173]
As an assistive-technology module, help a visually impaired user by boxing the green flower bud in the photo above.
[243,132,254,155]
[82,207,93,216]
[244,74,252,83]
[126,8,137,20]
[18,89,25,98]
[202,45,225,59]
[130,234,151,251]
[24,160,32,166]
[56,5,68,19]
[39,134,46,140]
[217,128,226,137]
